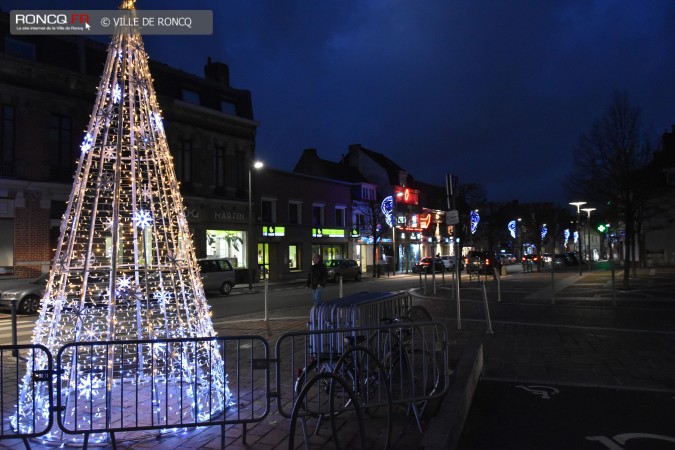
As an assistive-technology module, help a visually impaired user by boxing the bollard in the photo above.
[423,271,428,295]
[611,268,617,306]
[339,275,343,298]
[456,269,462,330]
[481,281,494,334]
[495,267,501,302]
[263,278,269,321]
[550,266,556,305]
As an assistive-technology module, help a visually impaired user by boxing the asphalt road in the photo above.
[458,380,675,450]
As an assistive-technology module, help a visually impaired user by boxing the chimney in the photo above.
[204,57,230,86]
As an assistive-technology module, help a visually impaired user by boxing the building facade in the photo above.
[0,14,258,278]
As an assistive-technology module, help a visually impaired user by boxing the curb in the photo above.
[423,335,483,450]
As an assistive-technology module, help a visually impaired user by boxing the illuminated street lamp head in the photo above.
[569,201,587,212]
[253,161,264,170]
[581,207,596,217]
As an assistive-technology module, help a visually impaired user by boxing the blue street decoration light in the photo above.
[381,195,394,227]
[508,220,517,239]
[470,210,480,235]
[541,224,548,240]
[574,231,579,244]
[564,228,570,243]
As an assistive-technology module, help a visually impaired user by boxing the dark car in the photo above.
[414,257,445,274]
[564,252,582,265]
[521,254,541,272]
[464,251,495,274]
[0,274,48,314]
[325,259,362,282]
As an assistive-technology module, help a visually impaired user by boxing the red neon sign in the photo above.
[394,186,419,205]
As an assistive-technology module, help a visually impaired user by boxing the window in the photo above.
[335,206,346,227]
[289,244,299,270]
[175,139,192,183]
[206,229,246,267]
[50,114,74,171]
[181,89,200,105]
[214,145,225,188]
[312,204,325,227]
[361,185,376,201]
[289,201,302,224]
[354,213,365,228]
[261,198,276,223]
[0,105,15,169]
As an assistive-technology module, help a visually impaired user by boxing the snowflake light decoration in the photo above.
[80,133,93,154]
[112,82,122,104]
[133,209,153,229]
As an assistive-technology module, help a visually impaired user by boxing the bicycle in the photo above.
[367,305,442,432]
[293,334,392,449]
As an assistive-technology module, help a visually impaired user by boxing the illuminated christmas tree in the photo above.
[15,0,229,442]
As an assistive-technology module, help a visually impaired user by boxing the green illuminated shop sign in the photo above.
[262,226,285,237]
[312,228,345,238]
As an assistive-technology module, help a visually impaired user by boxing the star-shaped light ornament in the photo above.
[133,209,153,229]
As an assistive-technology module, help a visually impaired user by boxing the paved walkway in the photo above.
[1,267,674,449]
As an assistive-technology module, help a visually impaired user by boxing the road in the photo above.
[0,272,422,345]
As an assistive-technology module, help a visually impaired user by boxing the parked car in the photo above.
[414,257,445,274]
[325,259,362,282]
[197,258,236,295]
[464,251,495,274]
[0,274,48,314]
[564,252,582,265]
[439,255,457,270]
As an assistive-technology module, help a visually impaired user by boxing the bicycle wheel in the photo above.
[406,306,442,412]
[335,346,391,412]
[294,357,352,420]
[334,346,392,450]
[368,327,408,403]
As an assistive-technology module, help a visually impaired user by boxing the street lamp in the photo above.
[581,207,596,272]
[569,201,586,276]
[248,161,264,290]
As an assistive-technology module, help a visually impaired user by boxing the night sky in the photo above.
[3,0,675,203]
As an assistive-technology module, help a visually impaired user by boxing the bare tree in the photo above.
[353,198,390,277]
[568,92,653,288]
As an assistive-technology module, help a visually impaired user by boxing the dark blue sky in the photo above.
[3,0,675,203]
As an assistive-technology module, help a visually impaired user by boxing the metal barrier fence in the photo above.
[275,321,449,425]
[1,312,448,449]
[1,336,269,449]
[0,344,54,443]
[308,291,412,354]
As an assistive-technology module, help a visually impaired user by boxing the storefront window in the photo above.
[311,245,344,262]
[206,229,246,268]
[289,244,299,270]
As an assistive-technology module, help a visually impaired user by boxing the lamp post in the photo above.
[581,207,596,272]
[248,161,264,290]
[569,201,586,276]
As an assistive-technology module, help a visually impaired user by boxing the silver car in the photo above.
[0,274,48,314]
[197,258,236,295]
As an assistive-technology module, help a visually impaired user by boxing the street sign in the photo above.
[446,210,459,225]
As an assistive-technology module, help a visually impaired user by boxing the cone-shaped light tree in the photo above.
[15,0,229,441]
